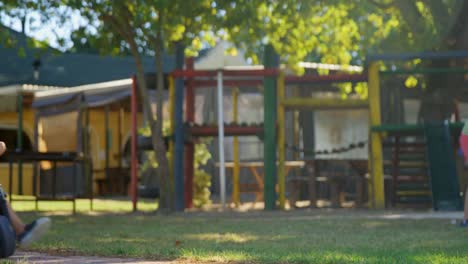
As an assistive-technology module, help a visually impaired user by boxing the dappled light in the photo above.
[184,232,259,243]
[15,211,468,263]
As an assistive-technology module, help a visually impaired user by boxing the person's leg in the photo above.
[4,200,51,246]
[459,135,468,226]
[6,203,26,234]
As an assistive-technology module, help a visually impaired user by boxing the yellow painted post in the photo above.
[277,71,286,209]
[232,88,240,207]
[293,88,300,161]
[368,62,385,209]
[168,76,175,187]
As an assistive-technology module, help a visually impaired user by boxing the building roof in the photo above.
[0,27,175,87]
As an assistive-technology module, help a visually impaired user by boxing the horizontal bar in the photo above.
[381,68,468,75]
[192,80,264,88]
[281,98,369,110]
[367,50,468,62]
[171,69,279,78]
[189,125,263,137]
[285,74,367,84]
[35,197,76,201]
[371,122,464,133]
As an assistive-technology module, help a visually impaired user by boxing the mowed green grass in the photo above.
[10,196,158,212]
[14,208,468,264]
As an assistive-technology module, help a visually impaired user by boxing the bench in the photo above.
[95,168,130,196]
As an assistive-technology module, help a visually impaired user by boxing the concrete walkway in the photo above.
[8,251,175,264]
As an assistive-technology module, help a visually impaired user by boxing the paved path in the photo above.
[8,251,174,264]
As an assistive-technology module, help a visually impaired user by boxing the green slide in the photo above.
[424,122,463,211]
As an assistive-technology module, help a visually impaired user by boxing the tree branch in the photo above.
[367,0,395,10]
[393,0,428,40]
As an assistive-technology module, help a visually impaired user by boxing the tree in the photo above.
[220,0,466,122]
[63,0,219,212]
[59,0,170,211]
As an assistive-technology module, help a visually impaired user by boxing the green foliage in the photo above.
[404,76,418,89]
[139,122,213,208]
[193,140,212,208]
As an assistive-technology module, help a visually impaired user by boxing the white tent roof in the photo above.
[195,41,250,70]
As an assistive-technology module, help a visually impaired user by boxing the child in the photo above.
[0,141,51,246]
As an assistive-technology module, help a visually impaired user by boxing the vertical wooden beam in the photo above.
[184,58,195,209]
[117,105,124,195]
[277,70,286,209]
[368,62,385,209]
[118,105,123,169]
[168,76,175,196]
[17,91,23,195]
[174,42,185,211]
[131,75,138,212]
[392,136,400,207]
[263,44,279,210]
[232,88,240,207]
[105,105,110,192]
[293,86,300,161]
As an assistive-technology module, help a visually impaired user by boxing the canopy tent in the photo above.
[0,84,61,113]
[32,78,133,115]
[31,78,139,198]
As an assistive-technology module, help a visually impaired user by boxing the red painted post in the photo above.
[184,58,195,208]
[131,75,138,212]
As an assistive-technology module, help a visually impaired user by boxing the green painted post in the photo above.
[263,45,279,210]
[17,92,23,195]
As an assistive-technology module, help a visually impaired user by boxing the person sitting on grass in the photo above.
[459,123,468,227]
[0,141,51,246]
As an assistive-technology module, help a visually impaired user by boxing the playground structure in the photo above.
[367,51,468,211]
[3,48,468,213]
[156,49,468,212]
[168,59,279,210]
[164,47,379,211]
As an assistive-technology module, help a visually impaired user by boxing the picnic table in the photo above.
[217,159,369,208]
[216,161,305,204]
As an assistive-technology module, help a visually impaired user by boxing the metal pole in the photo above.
[232,88,240,207]
[217,71,226,209]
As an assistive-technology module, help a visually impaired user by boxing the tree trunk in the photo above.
[154,21,173,212]
[128,40,172,212]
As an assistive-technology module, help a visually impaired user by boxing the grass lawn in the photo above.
[10,196,158,212]
[12,202,468,264]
